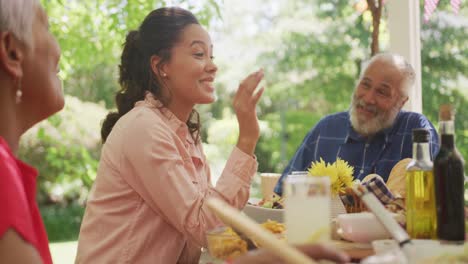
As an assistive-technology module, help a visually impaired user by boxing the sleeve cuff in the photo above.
[224,147,258,185]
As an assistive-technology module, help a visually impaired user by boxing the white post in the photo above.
[387,0,422,113]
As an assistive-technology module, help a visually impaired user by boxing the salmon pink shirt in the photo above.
[76,94,257,264]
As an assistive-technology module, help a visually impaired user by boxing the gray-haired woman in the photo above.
[0,0,63,263]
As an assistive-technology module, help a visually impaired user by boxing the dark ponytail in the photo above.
[101,31,145,142]
[101,7,201,143]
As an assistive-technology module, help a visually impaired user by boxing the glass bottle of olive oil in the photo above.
[406,128,437,239]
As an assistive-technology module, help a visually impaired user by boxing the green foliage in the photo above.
[19,96,106,204]
[420,7,468,169]
[41,0,222,107]
[256,111,321,173]
[254,0,377,120]
[253,0,468,173]
[259,30,358,114]
[40,204,85,242]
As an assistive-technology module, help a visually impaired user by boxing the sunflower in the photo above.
[307,158,354,196]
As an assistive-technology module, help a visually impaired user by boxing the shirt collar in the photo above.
[136,92,195,144]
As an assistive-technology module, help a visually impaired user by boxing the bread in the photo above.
[386,158,412,198]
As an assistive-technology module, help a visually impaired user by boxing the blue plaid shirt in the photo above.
[274,111,439,196]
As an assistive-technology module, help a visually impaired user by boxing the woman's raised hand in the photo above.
[233,69,265,156]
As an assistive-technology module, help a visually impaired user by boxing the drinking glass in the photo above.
[260,173,281,199]
[284,176,331,244]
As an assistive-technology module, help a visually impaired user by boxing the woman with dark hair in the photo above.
[75,7,264,263]
[0,0,63,263]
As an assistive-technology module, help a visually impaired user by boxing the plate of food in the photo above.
[242,195,284,223]
[205,220,286,261]
[205,226,248,261]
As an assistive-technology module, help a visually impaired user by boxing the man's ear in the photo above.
[0,32,24,79]
[400,96,409,108]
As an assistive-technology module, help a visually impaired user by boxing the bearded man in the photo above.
[274,53,439,195]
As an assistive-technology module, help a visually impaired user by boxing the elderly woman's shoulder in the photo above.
[0,139,15,165]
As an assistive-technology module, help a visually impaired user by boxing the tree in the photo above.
[367,0,383,55]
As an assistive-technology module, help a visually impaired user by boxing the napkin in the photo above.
[340,175,395,208]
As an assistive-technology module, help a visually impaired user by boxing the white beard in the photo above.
[349,94,401,136]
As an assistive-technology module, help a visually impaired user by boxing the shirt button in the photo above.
[360,169,364,173]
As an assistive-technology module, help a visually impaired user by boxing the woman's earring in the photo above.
[15,79,22,104]
[162,72,167,78]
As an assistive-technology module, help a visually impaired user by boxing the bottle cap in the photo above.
[439,104,454,121]
[412,128,430,143]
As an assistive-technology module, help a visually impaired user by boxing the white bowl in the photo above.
[336,212,396,243]
[242,198,284,223]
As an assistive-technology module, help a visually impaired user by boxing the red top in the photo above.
[0,137,52,264]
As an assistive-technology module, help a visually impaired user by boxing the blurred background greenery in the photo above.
[25,0,466,248]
